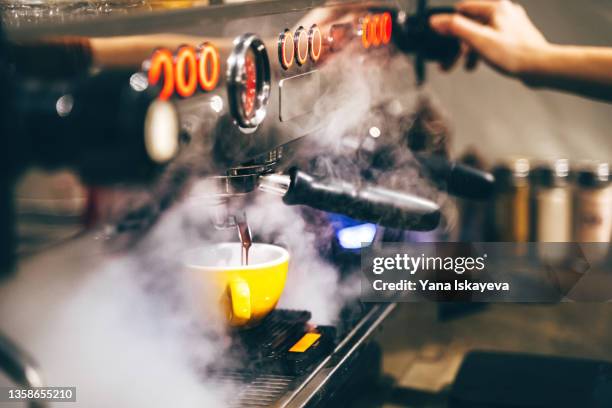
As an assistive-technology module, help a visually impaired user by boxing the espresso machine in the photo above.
[0,0,495,406]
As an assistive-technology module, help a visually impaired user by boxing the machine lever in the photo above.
[393,1,461,84]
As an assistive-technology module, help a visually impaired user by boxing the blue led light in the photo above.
[336,223,377,249]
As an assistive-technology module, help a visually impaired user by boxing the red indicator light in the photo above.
[243,50,257,117]
[381,12,392,44]
[309,24,322,62]
[278,29,294,69]
[370,14,382,46]
[294,26,309,66]
[148,48,174,101]
[198,42,220,91]
[361,16,371,49]
[174,45,197,98]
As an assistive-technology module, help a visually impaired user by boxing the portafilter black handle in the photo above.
[260,168,441,231]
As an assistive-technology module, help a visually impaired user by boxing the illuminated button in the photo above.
[174,45,198,97]
[361,15,371,49]
[381,12,393,44]
[308,24,322,62]
[197,42,220,92]
[289,333,321,353]
[144,99,180,164]
[147,48,174,101]
[370,14,382,46]
[294,26,309,66]
[278,29,294,69]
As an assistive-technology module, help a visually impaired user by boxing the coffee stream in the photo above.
[237,220,252,265]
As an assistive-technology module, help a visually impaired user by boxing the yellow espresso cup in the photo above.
[184,243,289,328]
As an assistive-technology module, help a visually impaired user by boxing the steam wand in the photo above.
[259,168,441,231]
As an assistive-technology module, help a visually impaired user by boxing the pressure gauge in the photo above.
[227,34,271,128]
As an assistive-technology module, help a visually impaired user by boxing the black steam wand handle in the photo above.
[264,168,441,231]
[415,154,496,200]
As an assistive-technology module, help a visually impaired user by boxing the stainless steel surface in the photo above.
[259,173,291,196]
[0,332,46,408]
[3,0,416,179]
[5,0,405,40]
[278,303,396,408]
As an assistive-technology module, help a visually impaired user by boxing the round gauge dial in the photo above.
[227,34,271,128]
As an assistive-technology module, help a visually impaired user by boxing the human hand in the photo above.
[429,0,550,77]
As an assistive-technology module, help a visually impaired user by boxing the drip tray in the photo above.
[207,304,396,407]
[210,310,336,377]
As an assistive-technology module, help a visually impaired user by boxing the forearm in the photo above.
[522,45,612,102]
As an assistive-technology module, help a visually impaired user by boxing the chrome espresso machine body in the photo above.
[0,1,494,406]
[0,0,469,240]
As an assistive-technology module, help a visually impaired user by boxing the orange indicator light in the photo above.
[198,42,220,91]
[361,15,371,49]
[279,29,295,69]
[174,45,197,98]
[370,14,382,46]
[309,24,322,62]
[148,48,174,101]
[294,26,309,66]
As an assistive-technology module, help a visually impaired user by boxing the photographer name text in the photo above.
[369,253,510,293]
[372,279,510,293]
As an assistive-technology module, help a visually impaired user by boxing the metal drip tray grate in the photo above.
[206,304,395,408]
[220,375,294,408]
[208,309,333,407]
[232,310,314,363]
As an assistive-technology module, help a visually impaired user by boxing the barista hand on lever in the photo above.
[429,0,612,102]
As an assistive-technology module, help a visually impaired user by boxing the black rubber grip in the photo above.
[282,169,441,231]
[416,154,496,200]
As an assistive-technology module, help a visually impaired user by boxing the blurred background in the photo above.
[429,0,612,162]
